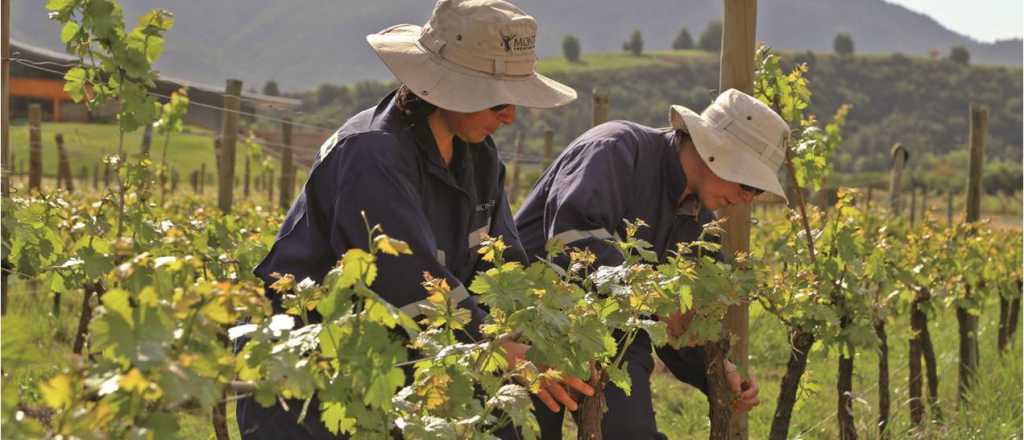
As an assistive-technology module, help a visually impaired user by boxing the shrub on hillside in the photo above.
[698,21,721,52]
[563,35,581,62]
[834,33,854,56]
[672,27,693,50]
[623,30,644,56]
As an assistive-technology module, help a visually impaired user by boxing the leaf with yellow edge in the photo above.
[41,374,73,410]
[374,234,412,256]
[269,273,296,294]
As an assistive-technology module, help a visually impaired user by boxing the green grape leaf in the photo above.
[321,401,358,435]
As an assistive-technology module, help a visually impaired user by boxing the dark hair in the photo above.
[672,129,693,150]
[396,85,437,119]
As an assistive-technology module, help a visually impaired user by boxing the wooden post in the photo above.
[139,123,153,156]
[913,186,921,225]
[56,134,74,193]
[965,107,986,223]
[865,187,874,213]
[279,118,295,210]
[79,165,87,188]
[190,170,198,194]
[1,0,10,199]
[28,104,43,191]
[947,190,954,225]
[219,79,242,213]
[244,156,251,198]
[200,162,206,195]
[958,104,987,401]
[592,88,609,127]
[171,168,179,192]
[888,144,908,216]
[103,161,111,188]
[509,131,524,202]
[93,162,99,190]
[543,128,555,168]
[72,281,102,354]
[920,188,929,221]
[718,1,757,438]
[268,169,274,202]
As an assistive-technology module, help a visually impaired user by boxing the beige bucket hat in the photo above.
[670,89,790,202]
[366,0,577,113]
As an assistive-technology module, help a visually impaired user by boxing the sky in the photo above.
[886,0,1023,42]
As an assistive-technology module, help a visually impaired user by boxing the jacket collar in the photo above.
[664,130,703,217]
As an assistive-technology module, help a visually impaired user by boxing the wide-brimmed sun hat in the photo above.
[670,89,790,202]
[366,0,577,113]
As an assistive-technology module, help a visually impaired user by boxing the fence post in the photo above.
[592,88,609,127]
[79,165,87,189]
[56,133,74,193]
[947,190,954,225]
[718,1,757,437]
[957,104,987,402]
[909,186,917,226]
[244,156,251,198]
[139,123,153,156]
[279,118,295,210]
[103,160,111,188]
[171,168,179,192]
[543,128,554,169]
[219,79,242,213]
[865,186,874,213]
[28,104,42,191]
[200,162,206,195]
[268,169,274,203]
[888,144,908,216]
[509,131,524,203]
[920,188,929,221]
[93,162,99,190]
[2,0,10,199]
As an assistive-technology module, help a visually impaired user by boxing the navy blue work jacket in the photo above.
[254,91,526,338]
[514,120,715,392]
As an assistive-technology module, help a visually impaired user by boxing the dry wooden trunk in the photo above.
[73,281,103,354]
[837,319,857,440]
[909,295,926,426]
[920,313,940,422]
[1,262,8,316]
[874,319,890,439]
[212,389,230,440]
[998,282,1022,352]
[768,328,814,440]
[704,337,734,440]
[576,367,607,440]
[956,300,979,402]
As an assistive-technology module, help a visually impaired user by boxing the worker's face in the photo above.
[439,104,517,144]
[679,136,760,210]
[696,173,758,210]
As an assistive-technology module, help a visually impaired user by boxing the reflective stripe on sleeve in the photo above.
[468,223,490,248]
[546,228,615,248]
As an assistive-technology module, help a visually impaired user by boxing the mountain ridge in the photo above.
[11,0,1022,91]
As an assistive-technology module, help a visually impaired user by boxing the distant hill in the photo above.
[11,0,1022,91]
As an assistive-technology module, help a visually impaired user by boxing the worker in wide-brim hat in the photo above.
[515,88,782,438]
[239,1,590,438]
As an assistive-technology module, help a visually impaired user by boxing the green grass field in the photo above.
[536,50,717,75]
[8,122,224,179]
[6,121,307,201]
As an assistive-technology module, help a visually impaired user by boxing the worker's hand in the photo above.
[725,359,760,413]
[499,340,595,412]
[662,309,700,346]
